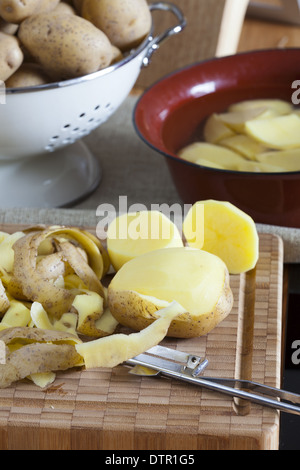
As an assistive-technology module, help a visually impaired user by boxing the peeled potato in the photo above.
[245,114,300,150]
[178,142,248,170]
[108,247,233,338]
[203,113,235,144]
[107,210,183,271]
[229,99,293,115]
[256,149,300,172]
[217,108,273,133]
[183,200,259,275]
[220,134,267,161]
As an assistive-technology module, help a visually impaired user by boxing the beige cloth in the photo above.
[1,94,300,264]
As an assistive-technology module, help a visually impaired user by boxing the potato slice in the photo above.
[108,247,233,338]
[256,149,300,172]
[203,113,236,144]
[75,301,186,369]
[220,134,268,161]
[218,107,272,133]
[244,114,300,149]
[229,99,293,115]
[178,142,247,170]
[0,298,31,329]
[0,280,9,317]
[183,200,259,274]
[107,211,183,271]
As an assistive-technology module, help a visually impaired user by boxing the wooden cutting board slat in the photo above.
[0,225,284,450]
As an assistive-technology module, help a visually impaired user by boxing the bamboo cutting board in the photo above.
[0,226,283,450]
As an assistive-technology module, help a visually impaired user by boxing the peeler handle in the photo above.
[142,2,187,67]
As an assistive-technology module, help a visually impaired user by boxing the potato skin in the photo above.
[0,0,60,24]
[18,12,113,79]
[0,31,23,81]
[108,271,233,339]
[81,0,151,51]
[5,62,51,88]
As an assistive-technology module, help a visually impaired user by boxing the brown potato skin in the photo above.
[5,62,51,88]
[0,0,60,24]
[0,31,23,81]
[108,271,233,339]
[81,0,152,51]
[18,12,113,80]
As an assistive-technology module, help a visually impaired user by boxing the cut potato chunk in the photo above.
[229,99,293,115]
[75,301,185,368]
[220,134,267,161]
[245,114,300,149]
[256,149,300,172]
[218,108,273,133]
[183,200,259,275]
[178,142,246,170]
[203,113,235,144]
[107,210,183,271]
[108,247,233,338]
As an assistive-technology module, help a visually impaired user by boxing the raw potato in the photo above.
[0,32,23,81]
[107,210,183,271]
[108,247,233,338]
[5,62,51,88]
[244,114,300,150]
[183,200,259,275]
[203,113,235,144]
[178,142,247,170]
[180,99,300,173]
[229,99,293,115]
[75,301,186,368]
[81,0,152,51]
[0,17,18,35]
[256,149,300,172]
[0,0,60,24]
[18,12,113,80]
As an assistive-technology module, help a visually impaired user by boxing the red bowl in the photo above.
[134,49,300,228]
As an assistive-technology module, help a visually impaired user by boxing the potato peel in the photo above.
[75,301,186,369]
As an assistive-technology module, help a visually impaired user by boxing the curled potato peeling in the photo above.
[0,326,82,389]
[76,301,185,369]
[11,226,106,319]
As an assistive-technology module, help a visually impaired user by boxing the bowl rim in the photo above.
[133,47,300,177]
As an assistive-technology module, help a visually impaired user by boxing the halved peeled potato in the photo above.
[106,210,183,271]
[107,247,233,339]
[183,200,259,275]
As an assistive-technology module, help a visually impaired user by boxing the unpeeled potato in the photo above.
[81,0,152,51]
[18,12,113,80]
[0,31,23,81]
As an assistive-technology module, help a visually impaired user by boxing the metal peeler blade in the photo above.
[125,345,300,416]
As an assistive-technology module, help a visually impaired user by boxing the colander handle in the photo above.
[142,2,186,67]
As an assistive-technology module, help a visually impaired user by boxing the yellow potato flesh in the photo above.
[220,134,267,161]
[229,99,293,115]
[245,114,300,150]
[109,247,227,317]
[178,142,246,170]
[203,113,235,144]
[75,301,186,369]
[256,149,300,172]
[107,210,183,271]
[183,200,259,274]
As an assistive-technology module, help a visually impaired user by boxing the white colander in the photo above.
[0,2,185,208]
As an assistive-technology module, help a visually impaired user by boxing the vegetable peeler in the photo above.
[126,345,300,416]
